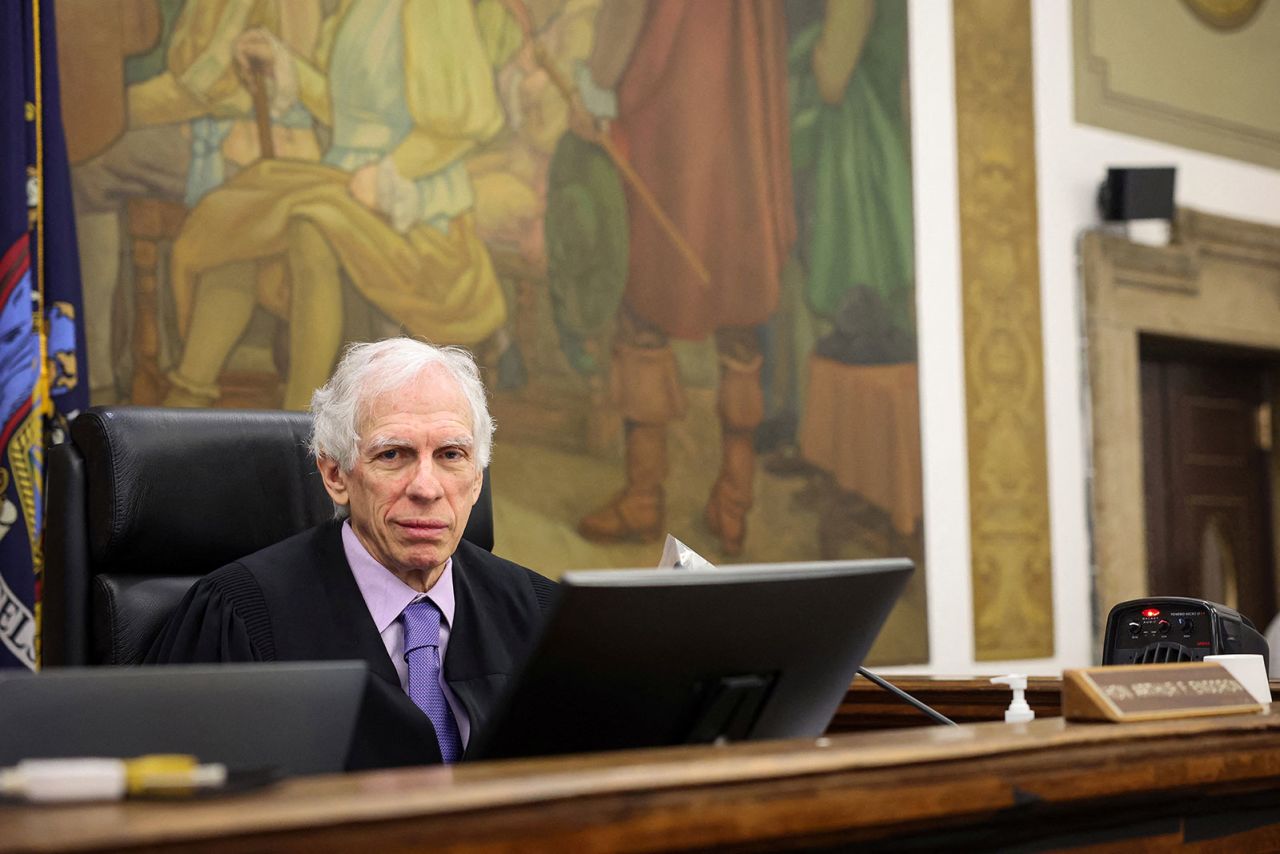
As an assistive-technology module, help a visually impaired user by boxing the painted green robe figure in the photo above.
[789,0,915,352]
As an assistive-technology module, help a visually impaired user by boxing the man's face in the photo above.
[318,367,484,589]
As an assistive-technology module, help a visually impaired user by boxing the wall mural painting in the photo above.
[58,0,927,663]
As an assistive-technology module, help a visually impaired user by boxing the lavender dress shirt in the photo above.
[342,521,471,748]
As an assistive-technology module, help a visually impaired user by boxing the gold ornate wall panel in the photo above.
[953,0,1054,660]
[1075,0,1280,170]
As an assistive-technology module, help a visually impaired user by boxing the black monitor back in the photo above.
[474,559,912,760]
[0,662,367,776]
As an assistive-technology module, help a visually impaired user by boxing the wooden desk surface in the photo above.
[6,709,1280,852]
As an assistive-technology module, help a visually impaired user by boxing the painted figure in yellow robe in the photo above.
[65,0,322,403]
[165,0,509,409]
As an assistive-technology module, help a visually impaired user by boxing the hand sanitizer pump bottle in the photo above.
[990,674,1035,723]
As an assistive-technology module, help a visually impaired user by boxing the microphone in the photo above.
[856,667,957,727]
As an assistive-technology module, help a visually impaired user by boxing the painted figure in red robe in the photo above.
[573,0,795,555]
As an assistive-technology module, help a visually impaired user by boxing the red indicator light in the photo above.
[1198,641,1211,647]
[1141,608,1160,618]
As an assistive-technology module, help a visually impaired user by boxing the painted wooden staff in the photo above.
[248,59,275,160]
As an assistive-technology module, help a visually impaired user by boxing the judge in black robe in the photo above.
[146,519,556,769]
[145,337,558,770]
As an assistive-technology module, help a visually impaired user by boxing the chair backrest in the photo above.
[43,407,494,666]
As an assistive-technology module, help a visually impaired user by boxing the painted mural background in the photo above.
[56,0,926,663]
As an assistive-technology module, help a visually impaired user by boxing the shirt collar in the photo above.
[342,520,456,633]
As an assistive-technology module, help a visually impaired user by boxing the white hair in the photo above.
[309,338,494,472]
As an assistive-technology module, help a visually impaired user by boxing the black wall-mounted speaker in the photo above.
[1097,167,1176,221]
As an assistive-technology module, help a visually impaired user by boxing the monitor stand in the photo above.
[684,673,778,745]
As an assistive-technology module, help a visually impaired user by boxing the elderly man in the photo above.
[147,338,555,768]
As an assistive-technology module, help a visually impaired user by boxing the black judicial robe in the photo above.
[145,520,557,769]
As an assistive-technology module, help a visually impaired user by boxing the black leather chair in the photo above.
[43,407,494,666]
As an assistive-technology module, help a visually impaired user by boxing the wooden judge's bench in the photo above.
[5,677,1280,852]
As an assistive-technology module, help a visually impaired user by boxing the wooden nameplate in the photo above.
[1063,662,1264,722]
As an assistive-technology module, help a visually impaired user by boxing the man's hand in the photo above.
[568,93,604,144]
[348,164,379,210]
[234,28,277,82]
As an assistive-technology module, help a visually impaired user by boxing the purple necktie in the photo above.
[402,599,462,763]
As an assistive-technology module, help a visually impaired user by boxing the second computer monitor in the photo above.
[474,558,913,760]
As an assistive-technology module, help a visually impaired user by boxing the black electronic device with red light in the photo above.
[1102,597,1269,670]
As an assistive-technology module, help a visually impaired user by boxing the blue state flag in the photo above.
[1,0,87,670]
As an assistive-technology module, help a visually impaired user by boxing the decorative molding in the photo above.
[953,0,1054,660]
[1179,209,1280,268]
[1107,237,1200,296]
[1180,0,1265,31]
[1073,0,1280,170]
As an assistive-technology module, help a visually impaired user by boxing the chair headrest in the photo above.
[72,407,334,576]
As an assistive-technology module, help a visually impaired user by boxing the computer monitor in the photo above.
[473,558,912,760]
[0,661,367,775]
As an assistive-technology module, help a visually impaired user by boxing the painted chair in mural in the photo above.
[124,197,186,406]
[127,63,294,409]
[126,196,296,410]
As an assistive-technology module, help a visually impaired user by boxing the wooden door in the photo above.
[1141,344,1275,629]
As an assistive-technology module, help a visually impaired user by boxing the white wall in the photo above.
[902,0,1280,677]
[905,0,974,675]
